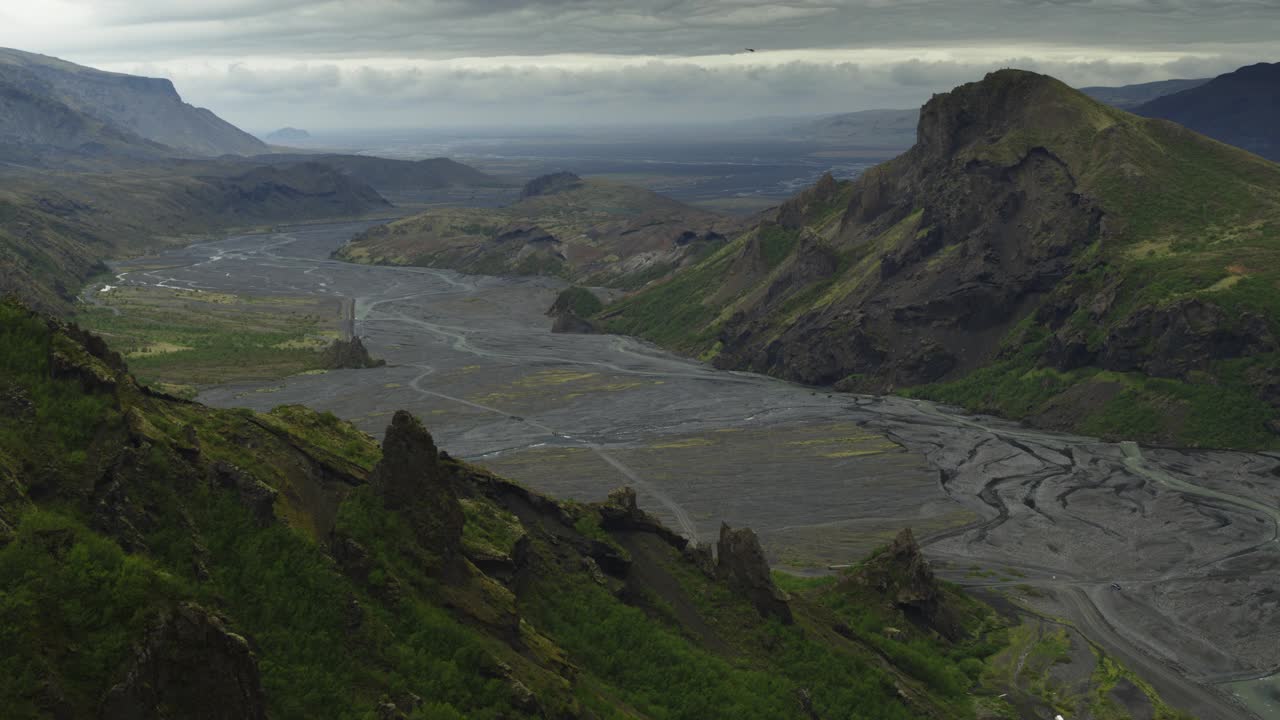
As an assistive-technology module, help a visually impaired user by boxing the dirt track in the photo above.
[105,221,1277,719]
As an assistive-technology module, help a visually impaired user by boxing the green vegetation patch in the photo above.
[551,286,604,317]
[76,286,342,387]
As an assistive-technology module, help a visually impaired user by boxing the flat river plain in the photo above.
[102,220,1279,720]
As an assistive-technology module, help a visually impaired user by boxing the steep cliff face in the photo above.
[602,70,1280,448]
[0,47,266,156]
[0,77,166,157]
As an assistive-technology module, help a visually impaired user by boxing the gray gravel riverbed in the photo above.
[103,220,1278,719]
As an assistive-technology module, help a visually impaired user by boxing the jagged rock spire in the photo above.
[370,411,464,558]
[716,522,793,624]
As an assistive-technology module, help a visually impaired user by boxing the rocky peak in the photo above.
[369,411,464,558]
[915,69,1091,160]
[520,171,583,200]
[847,528,962,640]
[776,171,842,229]
[716,522,792,624]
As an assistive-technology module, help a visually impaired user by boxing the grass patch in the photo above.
[77,287,343,386]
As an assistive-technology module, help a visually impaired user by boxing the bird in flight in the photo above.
[744,48,756,52]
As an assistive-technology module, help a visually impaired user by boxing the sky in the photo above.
[0,0,1276,131]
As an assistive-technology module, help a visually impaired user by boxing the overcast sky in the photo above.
[0,0,1275,131]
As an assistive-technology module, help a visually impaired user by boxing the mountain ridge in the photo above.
[337,173,746,287]
[0,46,266,156]
[597,69,1280,449]
[1134,61,1280,162]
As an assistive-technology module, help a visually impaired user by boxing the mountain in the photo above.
[0,76,169,159]
[0,299,1189,719]
[0,160,389,313]
[337,172,746,287]
[597,70,1280,450]
[1079,77,1209,110]
[264,127,311,143]
[0,47,266,156]
[791,78,1201,151]
[1134,62,1280,161]
[250,153,509,192]
[804,108,919,148]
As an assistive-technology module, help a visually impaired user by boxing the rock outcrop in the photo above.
[598,486,688,550]
[716,522,792,624]
[321,336,386,370]
[845,528,962,640]
[100,603,267,720]
[369,411,464,559]
[1099,299,1275,379]
[213,461,279,527]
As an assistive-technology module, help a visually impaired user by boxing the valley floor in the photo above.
[95,220,1279,720]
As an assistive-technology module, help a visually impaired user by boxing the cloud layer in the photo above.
[0,0,1275,129]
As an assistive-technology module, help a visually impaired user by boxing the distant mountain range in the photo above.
[0,47,266,156]
[1078,78,1209,109]
[338,171,744,286]
[1133,62,1280,162]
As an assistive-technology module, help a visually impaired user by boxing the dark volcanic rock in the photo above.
[1099,299,1275,380]
[716,522,792,624]
[0,463,28,546]
[598,486,688,550]
[712,73,1105,391]
[0,379,34,420]
[519,171,582,200]
[99,603,267,720]
[550,312,598,334]
[846,528,962,640]
[370,411,464,558]
[321,336,386,369]
[212,461,278,527]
